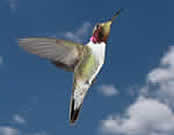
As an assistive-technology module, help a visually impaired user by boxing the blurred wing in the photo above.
[18,37,85,72]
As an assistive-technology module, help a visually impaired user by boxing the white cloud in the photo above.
[147,46,174,83]
[101,45,174,135]
[101,97,174,135]
[13,114,25,124]
[0,127,19,135]
[64,22,91,43]
[98,84,119,96]
[8,0,17,12]
[146,46,174,106]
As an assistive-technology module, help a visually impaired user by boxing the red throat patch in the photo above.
[90,36,97,43]
[90,30,102,44]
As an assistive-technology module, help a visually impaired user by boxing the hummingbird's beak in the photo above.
[95,9,123,41]
[103,8,123,30]
[105,8,123,27]
[105,8,123,26]
[110,8,123,23]
[98,8,123,42]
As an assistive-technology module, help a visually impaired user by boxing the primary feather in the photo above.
[18,37,86,72]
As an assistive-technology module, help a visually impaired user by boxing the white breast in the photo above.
[87,41,106,65]
[86,41,106,84]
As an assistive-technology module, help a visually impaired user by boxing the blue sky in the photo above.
[0,0,172,135]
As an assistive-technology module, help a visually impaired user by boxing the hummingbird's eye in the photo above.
[95,24,99,30]
[93,24,100,34]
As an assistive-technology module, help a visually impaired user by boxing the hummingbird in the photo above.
[18,9,122,124]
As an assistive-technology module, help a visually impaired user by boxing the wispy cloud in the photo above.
[7,0,17,12]
[13,114,25,124]
[0,112,49,135]
[0,126,19,135]
[100,45,174,135]
[97,84,119,96]
[64,22,91,43]
[28,22,92,44]
[0,126,49,135]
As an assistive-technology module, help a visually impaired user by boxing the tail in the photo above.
[69,96,82,124]
[69,85,89,124]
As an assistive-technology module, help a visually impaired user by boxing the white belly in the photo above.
[73,41,106,109]
[87,41,106,84]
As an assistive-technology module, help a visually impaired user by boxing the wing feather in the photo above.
[18,37,87,72]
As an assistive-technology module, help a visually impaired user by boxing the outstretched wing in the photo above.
[18,37,85,72]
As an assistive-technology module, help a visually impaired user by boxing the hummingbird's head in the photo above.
[90,9,122,44]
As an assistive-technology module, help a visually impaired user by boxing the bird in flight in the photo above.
[18,9,122,124]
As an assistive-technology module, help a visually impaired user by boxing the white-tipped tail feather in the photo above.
[69,96,82,124]
[69,83,89,124]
